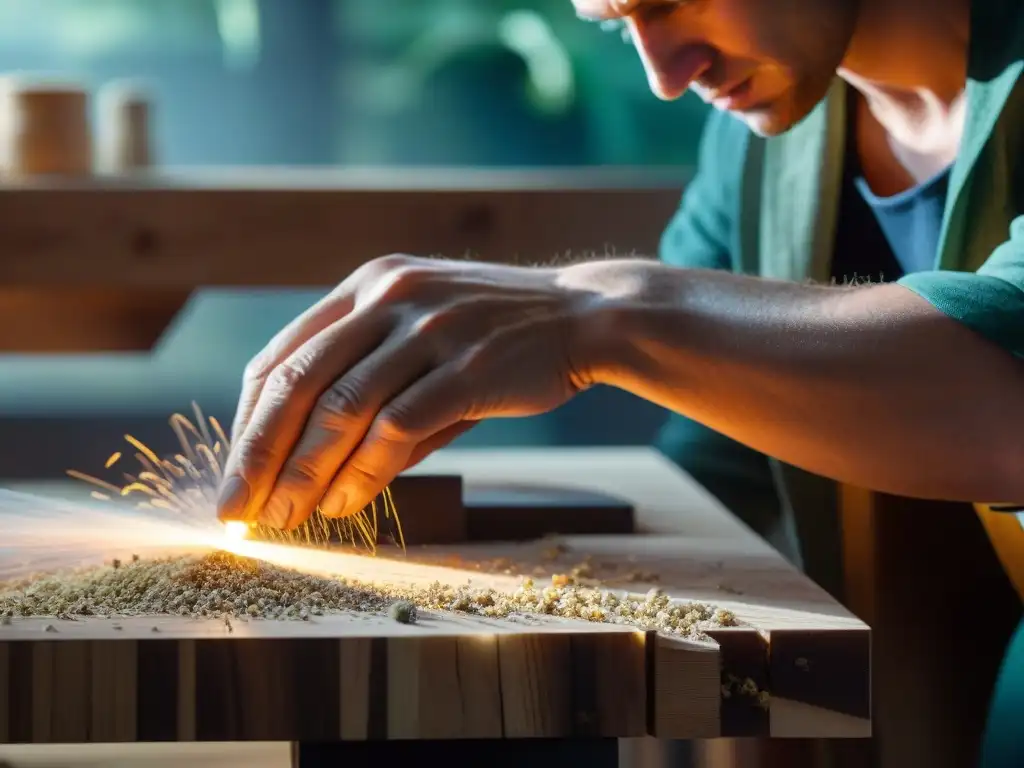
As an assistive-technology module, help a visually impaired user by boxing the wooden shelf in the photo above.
[0,166,687,288]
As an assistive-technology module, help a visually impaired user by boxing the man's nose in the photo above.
[629,18,713,101]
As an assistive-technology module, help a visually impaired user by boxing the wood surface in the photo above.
[0,448,870,744]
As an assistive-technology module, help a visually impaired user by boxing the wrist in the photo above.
[557,259,654,389]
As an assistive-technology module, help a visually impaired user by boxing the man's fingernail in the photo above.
[217,476,250,520]
[320,492,348,519]
[263,495,293,529]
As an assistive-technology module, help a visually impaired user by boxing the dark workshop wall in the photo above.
[0,0,707,478]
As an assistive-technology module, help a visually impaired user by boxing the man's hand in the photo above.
[217,254,598,529]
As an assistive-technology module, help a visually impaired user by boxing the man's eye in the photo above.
[597,1,690,44]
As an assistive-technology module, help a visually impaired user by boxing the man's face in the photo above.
[573,0,859,136]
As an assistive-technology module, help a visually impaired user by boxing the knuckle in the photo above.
[410,309,451,338]
[265,360,308,396]
[376,253,415,271]
[358,253,415,285]
[341,459,380,490]
[380,265,429,300]
[242,353,272,383]
[317,377,367,424]
[232,434,278,476]
[373,409,415,443]
[279,455,321,488]
[455,343,487,375]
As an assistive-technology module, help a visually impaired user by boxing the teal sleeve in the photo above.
[898,215,1024,358]
[659,108,749,272]
[979,617,1024,767]
[654,110,782,535]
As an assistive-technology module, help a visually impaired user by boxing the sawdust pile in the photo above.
[0,552,736,640]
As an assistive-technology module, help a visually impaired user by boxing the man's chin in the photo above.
[726,99,805,138]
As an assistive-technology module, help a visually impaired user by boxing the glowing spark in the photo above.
[61,401,404,555]
[223,521,251,542]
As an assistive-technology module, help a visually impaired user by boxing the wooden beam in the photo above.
[0,167,686,289]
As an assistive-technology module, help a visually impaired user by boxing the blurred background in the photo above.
[0,0,711,477]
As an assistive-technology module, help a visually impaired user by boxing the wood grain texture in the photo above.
[648,634,720,739]
[1,448,870,743]
[0,168,683,288]
[0,619,646,743]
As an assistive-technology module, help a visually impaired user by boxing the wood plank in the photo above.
[0,168,684,288]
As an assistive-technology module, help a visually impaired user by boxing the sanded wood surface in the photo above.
[0,448,870,743]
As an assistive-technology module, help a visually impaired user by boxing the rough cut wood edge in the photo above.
[0,630,649,744]
[0,185,681,287]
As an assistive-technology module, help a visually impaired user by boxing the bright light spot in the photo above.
[223,521,251,542]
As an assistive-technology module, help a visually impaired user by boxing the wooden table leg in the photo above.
[292,738,621,768]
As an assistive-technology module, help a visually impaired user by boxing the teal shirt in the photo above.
[657,0,1024,547]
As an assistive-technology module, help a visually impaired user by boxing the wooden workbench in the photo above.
[0,448,870,767]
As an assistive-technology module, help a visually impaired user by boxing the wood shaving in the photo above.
[0,552,738,641]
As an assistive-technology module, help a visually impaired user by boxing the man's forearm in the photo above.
[564,259,1024,501]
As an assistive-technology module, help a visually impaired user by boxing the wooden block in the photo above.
[343,477,635,546]
[0,80,93,178]
[381,475,466,546]
[647,634,720,739]
[97,80,155,174]
[766,627,871,737]
[464,485,634,541]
